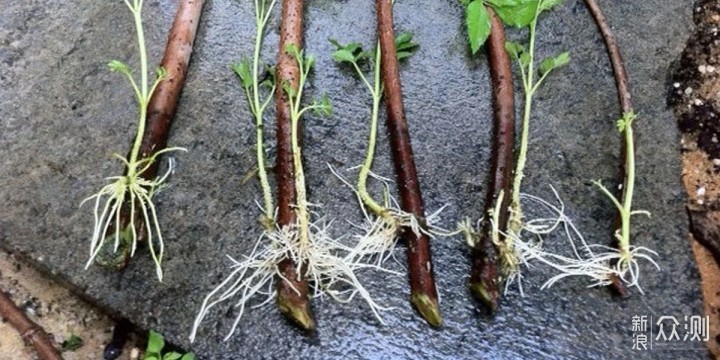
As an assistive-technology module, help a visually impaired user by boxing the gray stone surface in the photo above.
[0,0,702,359]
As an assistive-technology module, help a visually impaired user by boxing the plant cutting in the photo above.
[272,0,315,330]
[82,0,204,281]
[499,0,657,295]
[458,3,516,311]
[328,32,430,265]
[458,0,575,295]
[190,0,389,341]
[375,0,442,327]
[580,0,658,294]
[464,0,657,295]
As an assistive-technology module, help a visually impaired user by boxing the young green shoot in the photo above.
[191,0,279,341]
[230,0,277,229]
[82,0,185,281]
[590,111,657,290]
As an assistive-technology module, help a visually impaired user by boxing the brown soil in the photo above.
[0,250,139,360]
[672,1,720,358]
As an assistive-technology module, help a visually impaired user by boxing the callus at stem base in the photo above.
[410,293,442,327]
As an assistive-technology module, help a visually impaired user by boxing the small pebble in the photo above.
[700,64,707,73]
[130,348,140,360]
[674,82,681,88]
[712,158,720,166]
[685,87,694,95]
[697,186,707,196]
[695,99,705,106]
[708,65,716,73]
[698,199,705,205]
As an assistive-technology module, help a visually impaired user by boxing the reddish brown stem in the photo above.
[584,0,631,297]
[376,0,441,327]
[469,7,514,312]
[105,0,205,269]
[273,0,315,331]
[137,0,205,179]
[0,290,62,360]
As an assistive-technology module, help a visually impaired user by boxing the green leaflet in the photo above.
[395,31,419,60]
[466,0,491,54]
[487,0,539,28]
[463,0,542,53]
[231,58,253,89]
[539,0,565,12]
[538,51,570,75]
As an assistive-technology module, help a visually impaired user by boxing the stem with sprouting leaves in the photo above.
[83,0,196,281]
[500,0,569,280]
[231,0,277,228]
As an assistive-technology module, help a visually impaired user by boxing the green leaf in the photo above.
[155,66,167,80]
[395,32,412,47]
[282,81,297,98]
[519,52,531,68]
[356,50,374,61]
[328,38,342,49]
[395,32,418,53]
[284,43,301,59]
[312,94,332,116]
[616,111,637,132]
[329,39,369,64]
[145,357,159,360]
[163,353,183,360]
[261,65,276,89]
[538,51,570,75]
[504,41,525,58]
[305,54,315,70]
[466,0,492,54]
[146,330,165,354]
[108,60,131,74]
[488,0,539,28]
[61,334,84,352]
[396,51,413,60]
[180,354,196,360]
[332,49,356,63]
[539,0,564,11]
[231,58,253,88]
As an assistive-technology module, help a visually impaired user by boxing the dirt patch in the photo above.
[671,0,720,357]
[0,250,139,359]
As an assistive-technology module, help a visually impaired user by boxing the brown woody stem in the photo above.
[376,0,441,327]
[108,0,205,269]
[469,7,514,312]
[274,0,315,331]
[0,290,61,360]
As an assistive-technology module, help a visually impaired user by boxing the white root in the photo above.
[482,185,659,296]
[81,148,185,282]
[189,215,396,342]
[329,165,450,267]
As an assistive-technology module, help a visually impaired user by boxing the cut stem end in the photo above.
[469,281,499,313]
[276,293,316,332]
[410,293,442,327]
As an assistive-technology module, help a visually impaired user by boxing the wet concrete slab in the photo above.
[0,0,703,358]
